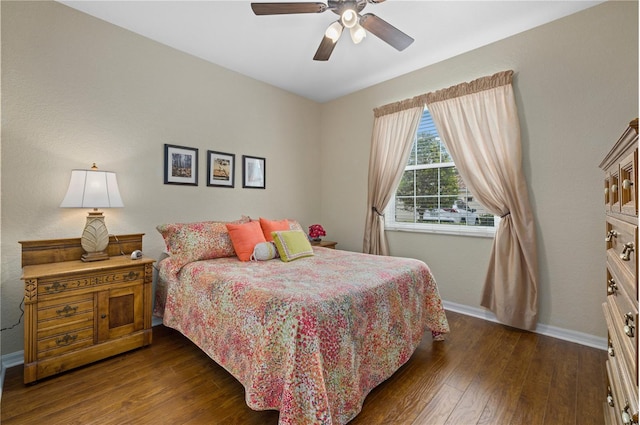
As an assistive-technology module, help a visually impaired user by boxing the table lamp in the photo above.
[60,163,124,261]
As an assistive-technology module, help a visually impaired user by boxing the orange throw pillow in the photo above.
[259,217,290,242]
[226,221,267,261]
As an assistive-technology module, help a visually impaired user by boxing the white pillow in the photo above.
[250,241,279,261]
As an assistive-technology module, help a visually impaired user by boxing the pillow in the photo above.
[226,220,267,261]
[156,216,250,264]
[272,230,314,262]
[250,241,280,261]
[287,220,304,232]
[259,217,290,242]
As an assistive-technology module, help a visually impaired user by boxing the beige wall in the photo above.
[319,1,638,337]
[1,1,638,356]
[1,1,321,354]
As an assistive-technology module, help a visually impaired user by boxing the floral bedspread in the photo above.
[160,247,449,425]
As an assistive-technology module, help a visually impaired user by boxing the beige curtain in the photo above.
[425,70,538,330]
[363,98,424,255]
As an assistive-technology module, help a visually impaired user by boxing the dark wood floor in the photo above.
[1,311,606,424]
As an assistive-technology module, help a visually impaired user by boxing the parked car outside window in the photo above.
[422,199,480,225]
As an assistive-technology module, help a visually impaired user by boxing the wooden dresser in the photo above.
[20,234,154,384]
[600,118,638,425]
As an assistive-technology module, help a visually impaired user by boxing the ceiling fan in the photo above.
[251,0,414,61]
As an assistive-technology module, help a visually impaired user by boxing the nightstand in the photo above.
[20,234,154,384]
[311,240,337,249]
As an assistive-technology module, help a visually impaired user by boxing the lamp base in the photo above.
[81,251,110,262]
[80,211,110,262]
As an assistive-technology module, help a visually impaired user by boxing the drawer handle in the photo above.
[56,333,78,346]
[606,230,618,242]
[622,179,634,190]
[624,313,635,338]
[607,339,615,357]
[607,386,614,407]
[44,281,67,293]
[607,278,618,295]
[620,242,635,261]
[56,305,78,317]
[123,271,139,281]
[604,187,610,196]
[611,184,618,193]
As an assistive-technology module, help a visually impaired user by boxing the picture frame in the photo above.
[207,150,235,188]
[164,144,198,186]
[242,155,266,189]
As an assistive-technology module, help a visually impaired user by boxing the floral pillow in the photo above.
[156,216,250,268]
[287,219,304,232]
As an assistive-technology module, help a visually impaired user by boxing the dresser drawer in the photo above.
[606,360,627,424]
[37,326,94,359]
[606,356,639,425]
[608,286,638,348]
[608,253,638,302]
[606,216,638,285]
[604,298,638,388]
[619,149,638,216]
[606,360,623,424]
[608,334,633,390]
[37,310,94,338]
[37,265,146,296]
[605,167,621,212]
[37,293,94,323]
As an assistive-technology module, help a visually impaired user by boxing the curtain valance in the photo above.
[424,70,513,103]
[373,70,514,115]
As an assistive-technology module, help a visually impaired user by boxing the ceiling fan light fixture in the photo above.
[325,21,343,42]
[350,23,366,44]
[341,8,358,28]
[251,1,414,61]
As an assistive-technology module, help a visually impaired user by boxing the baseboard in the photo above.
[442,300,607,350]
[0,350,24,400]
[1,350,25,372]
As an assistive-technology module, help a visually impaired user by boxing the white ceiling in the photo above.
[58,0,603,103]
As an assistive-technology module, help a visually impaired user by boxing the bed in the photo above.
[154,219,449,425]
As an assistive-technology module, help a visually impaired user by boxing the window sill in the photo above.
[385,222,496,238]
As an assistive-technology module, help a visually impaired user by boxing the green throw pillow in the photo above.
[272,230,314,262]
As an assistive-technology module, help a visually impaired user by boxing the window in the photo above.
[385,109,498,237]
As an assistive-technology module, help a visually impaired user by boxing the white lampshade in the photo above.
[60,165,123,262]
[350,24,366,44]
[325,21,343,43]
[341,9,358,28]
[60,168,123,208]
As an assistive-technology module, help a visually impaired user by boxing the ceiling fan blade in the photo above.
[313,35,338,61]
[360,13,414,51]
[251,2,328,15]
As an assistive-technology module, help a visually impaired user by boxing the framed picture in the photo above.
[242,155,266,189]
[164,144,198,186]
[207,150,235,188]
